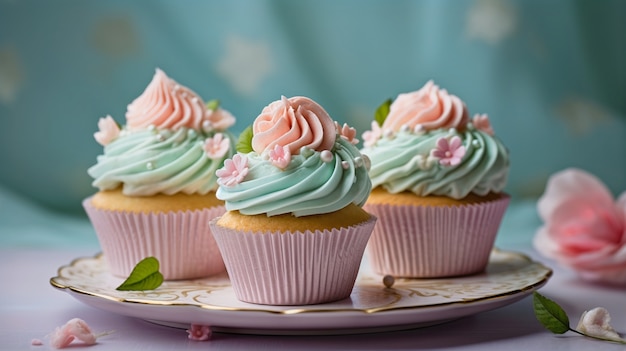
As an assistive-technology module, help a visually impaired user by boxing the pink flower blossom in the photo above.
[362,121,382,148]
[203,133,230,159]
[430,136,466,166]
[216,154,249,187]
[335,121,359,145]
[187,324,212,341]
[49,318,98,349]
[534,168,626,285]
[94,115,120,146]
[203,108,236,132]
[472,113,494,135]
[268,144,291,169]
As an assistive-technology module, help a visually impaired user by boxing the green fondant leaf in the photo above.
[116,257,164,291]
[236,125,254,153]
[206,99,220,111]
[374,98,392,126]
[533,292,571,334]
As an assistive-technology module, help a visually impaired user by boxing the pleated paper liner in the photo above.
[210,216,376,306]
[364,195,510,278]
[83,198,226,280]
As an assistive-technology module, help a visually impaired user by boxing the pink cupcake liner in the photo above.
[364,196,510,278]
[210,216,376,306]
[83,197,226,280]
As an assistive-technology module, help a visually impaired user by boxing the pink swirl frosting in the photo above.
[251,96,336,155]
[125,68,206,131]
[383,80,469,132]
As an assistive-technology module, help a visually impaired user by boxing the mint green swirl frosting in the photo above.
[216,137,372,217]
[89,127,235,196]
[361,128,509,199]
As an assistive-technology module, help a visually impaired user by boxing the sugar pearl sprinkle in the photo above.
[472,139,481,147]
[383,275,395,288]
[354,156,363,168]
[300,147,314,158]
[341,161,349,169]
[383,129,394,139]
[146,161,155,170]
[202,120,213,133]
[362,154,371,171]
[320,150,333,163]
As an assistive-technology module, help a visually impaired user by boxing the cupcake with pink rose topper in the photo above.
[360,80,510,278]
[210,95,376,306]
[84,68,237,280]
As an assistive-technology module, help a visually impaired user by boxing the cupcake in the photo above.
[84,68,236,280]
[360,80,510,278]
[210,96,376,305]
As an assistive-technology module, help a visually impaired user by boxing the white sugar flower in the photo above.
[576,307,626,343]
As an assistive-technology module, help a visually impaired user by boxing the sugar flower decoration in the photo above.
[534,168,626,285]
[576,307,626,343]
[203,133,230,159]
[335,121,359,145]
[268,144,291,169]
[472,113,494,135]
[203,107,236,132]
[533,292,626,345]
[48,318,99,349]
[430,136,466,166]
[187,324,212,341]
[216,154,249,187]
[362,120,382,148]
[94,115,120,146]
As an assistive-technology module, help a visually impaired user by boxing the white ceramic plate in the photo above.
[50,249,551,335]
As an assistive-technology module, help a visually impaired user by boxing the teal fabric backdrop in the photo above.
[0,0,624,215]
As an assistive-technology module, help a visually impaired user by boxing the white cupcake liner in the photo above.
[364,196,510,278]
[210,216,376,306]
[83,197,226,280]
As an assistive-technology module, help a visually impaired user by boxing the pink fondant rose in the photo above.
[534,168,626,285]
[125,68,207,131]
[383,80,469,132]
[251,96,336,155]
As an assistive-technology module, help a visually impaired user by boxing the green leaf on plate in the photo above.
[374,98,392,126]
[236,125,254,153]
[533,291,570,334]
[206,99,220,111]
[116,257,163,291]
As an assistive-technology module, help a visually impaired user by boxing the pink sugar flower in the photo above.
[204,133,230,159]
[204,107,236,132]
[49,318,98,349]
[187,324,212,341]
[216,154,249,187]
[335,121,359,145]
[430,136,466,166]
[534,168,626,285]
[362,120,382,148]
[269,144,291,169]
[94,115,120,146]
[472,113,494,136]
